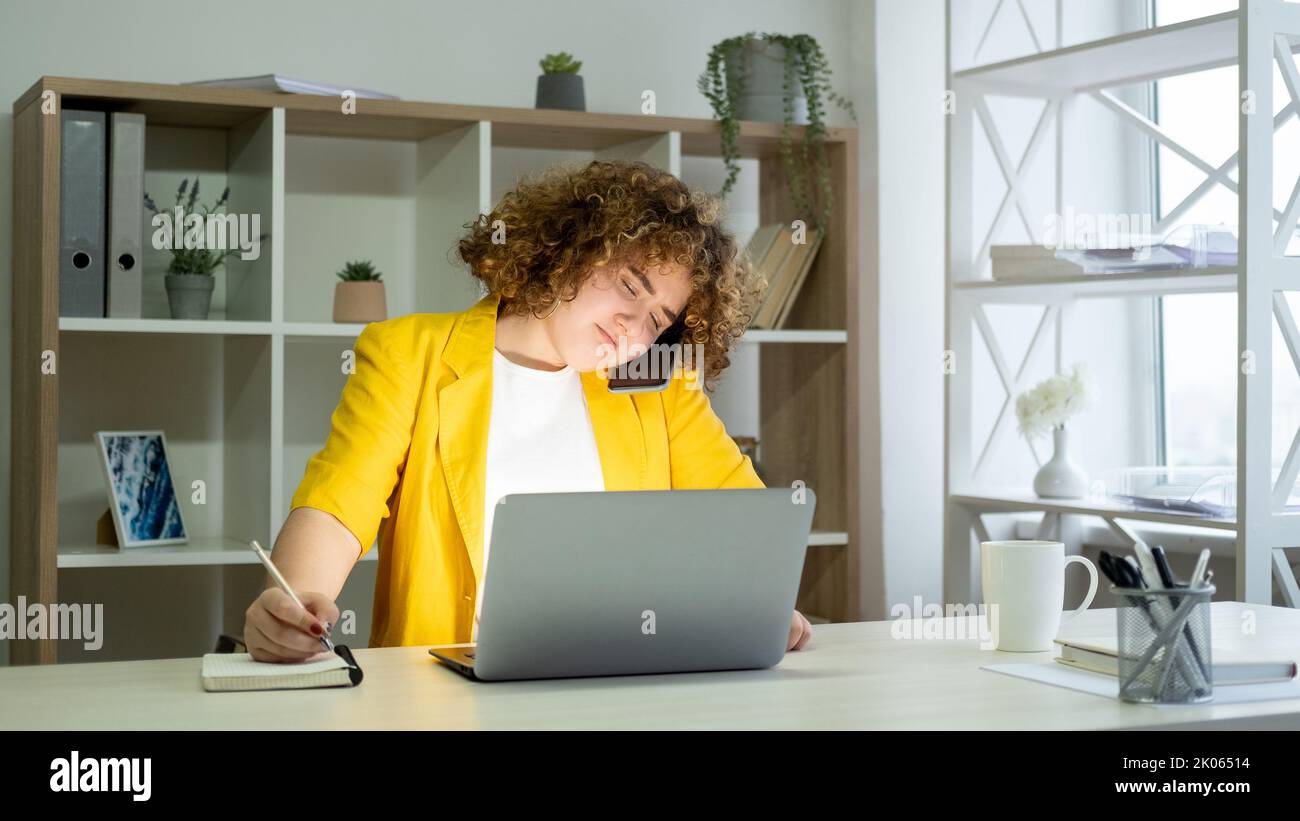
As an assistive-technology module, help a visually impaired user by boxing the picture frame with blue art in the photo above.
[94,431,188,548]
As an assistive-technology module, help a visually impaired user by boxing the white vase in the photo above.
[1033,426,1088,499]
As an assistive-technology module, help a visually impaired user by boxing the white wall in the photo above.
[870,0,1159,613]
[870,0,947,612]
[0,0,863,664]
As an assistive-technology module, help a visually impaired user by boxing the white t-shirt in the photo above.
[474,347,605,640]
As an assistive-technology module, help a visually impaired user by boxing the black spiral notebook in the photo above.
[201,645,364,692]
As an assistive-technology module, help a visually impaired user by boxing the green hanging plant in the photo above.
[698,32,856,233]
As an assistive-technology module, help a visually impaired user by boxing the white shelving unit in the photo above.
[945,2,1300,607]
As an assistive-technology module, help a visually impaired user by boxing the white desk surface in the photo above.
[2,601,1299,730]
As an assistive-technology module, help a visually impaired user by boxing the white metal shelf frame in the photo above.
[1240,0,1300,605]
[945,1,1300,607]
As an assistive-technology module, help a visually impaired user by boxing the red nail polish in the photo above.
[310,623,323,636]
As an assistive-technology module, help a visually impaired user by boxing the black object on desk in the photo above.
[214,634,247,654]
[334,645,365,686]
[1150,545,1179,589]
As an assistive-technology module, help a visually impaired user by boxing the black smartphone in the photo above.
[606,317,687,393]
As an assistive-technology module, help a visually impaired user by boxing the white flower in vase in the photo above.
[1015,363,1094,499]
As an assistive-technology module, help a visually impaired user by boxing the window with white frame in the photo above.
[1153,0,1300,473]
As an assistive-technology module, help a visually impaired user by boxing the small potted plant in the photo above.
[536,51,585,111]
[333,259,387,323]
[698,33,856,233]
[144,178,251,320]
[1016,363,1094,499]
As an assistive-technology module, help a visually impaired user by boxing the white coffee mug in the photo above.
[980,540,1098,652]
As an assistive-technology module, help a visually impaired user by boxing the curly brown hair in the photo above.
[456,159,766,390]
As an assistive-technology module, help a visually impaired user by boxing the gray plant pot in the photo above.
[725,38,809,124]
[165,273,215,320]
[536,73,586,111]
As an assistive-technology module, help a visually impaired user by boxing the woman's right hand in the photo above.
[244,588,340,663]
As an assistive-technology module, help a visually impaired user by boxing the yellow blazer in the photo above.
[290,291,766,647]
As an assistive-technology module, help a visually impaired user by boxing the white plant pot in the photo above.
[725,38,809,124]
[1033,426,1089,499]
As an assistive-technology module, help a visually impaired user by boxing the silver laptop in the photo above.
[428,487,816,681]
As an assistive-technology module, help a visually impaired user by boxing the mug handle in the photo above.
[1060,555,1098,625]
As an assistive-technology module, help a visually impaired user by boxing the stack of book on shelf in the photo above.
[744,223,823,330]
[991,243,1194,279]
[990,244,1086,280]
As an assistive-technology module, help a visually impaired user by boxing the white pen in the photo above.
[1131,539,1165,590]
[248,539,335,652]
[1189,548,1212,589]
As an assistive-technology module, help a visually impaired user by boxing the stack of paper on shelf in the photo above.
[186,74,400,100]
[992,241,1221,278]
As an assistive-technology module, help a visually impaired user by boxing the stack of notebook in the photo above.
[744,223,824,330]
[1054,636,1297,685]
[990,244,1086,280]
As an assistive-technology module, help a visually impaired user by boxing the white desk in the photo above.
[2,601,1298,730]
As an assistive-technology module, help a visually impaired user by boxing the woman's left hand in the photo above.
[787,609,813,651]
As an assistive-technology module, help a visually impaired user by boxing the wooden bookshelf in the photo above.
[9,75,868,664]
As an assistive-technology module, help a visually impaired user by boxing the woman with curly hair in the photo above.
[243,159,814,664]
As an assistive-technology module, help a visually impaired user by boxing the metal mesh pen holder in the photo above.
[1112,584,1215,704]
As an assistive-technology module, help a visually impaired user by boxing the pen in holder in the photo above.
[1111,583,1215,704]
